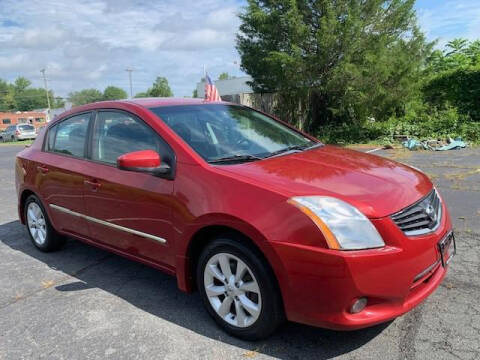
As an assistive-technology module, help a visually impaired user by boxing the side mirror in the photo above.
[117,150,171,177]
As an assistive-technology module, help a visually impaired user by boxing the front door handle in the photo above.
[37,165,49,174]
[84,179,101,191]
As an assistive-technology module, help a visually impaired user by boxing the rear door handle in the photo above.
[84,179,101,191]
[37,165,49,174]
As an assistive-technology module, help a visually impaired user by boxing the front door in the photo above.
[82,110,175,267]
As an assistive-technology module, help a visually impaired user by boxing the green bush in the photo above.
[317,105,480,145]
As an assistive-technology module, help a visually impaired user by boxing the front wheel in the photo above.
[197,236,283,340]
[24,195,65,252]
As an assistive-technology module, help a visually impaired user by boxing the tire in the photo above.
[24,195,66,252]
[197,235,284,340]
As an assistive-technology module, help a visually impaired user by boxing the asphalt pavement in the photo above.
[0,144,479,360]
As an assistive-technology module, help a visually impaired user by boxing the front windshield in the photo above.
[150,104,315,163]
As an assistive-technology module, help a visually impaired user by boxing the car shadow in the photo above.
[0,220,391,359]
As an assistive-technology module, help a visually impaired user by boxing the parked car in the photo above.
[1,124,37,142]
[15,99,455,340]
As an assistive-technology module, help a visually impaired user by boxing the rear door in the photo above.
[82,110,175,266]
[34,112,92,238]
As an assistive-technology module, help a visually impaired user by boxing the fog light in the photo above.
[350,297,368,314]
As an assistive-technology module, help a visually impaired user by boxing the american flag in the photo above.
[204,73,221,101]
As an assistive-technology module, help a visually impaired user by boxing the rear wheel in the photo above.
[24,195,65,252]
[197,236,283,340]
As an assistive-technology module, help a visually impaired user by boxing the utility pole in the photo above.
[40,68,51,110]
[125,68,134,98]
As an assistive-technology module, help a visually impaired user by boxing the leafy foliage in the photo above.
[103,86,128,101]
[68,86,129,106]
[237,0,432,130]
[135,76,173,98]
[0,77,63,111]
[68,89,104,106]
[319,105,480,145]
[218,72,235,80]
[423,39,480,122]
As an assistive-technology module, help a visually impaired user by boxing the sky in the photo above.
[0,0,479,99]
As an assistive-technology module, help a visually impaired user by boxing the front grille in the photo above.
[391,190,442,236]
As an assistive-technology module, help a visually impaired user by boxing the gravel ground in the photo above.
[0,144,479,360]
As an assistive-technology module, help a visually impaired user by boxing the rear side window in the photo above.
[50,113,91,158]
[92,111,171,165]
[18,125,35,131]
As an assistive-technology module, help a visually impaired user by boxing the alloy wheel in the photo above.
[26,202,47,246]
[203,253,262,328]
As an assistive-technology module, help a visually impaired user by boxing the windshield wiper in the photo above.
[208,154,262,164]
[304,142,324,150]
[263,145,307,159]
[263,142,324,159]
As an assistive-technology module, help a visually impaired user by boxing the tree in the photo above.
[423,39,480,122]
[192,88,198,98]
[68,89,104,106]
[15,88,53,111]
[218,72,234,80]
[134,77,173,98]
[445,38,469,56]
[103,86,127,101]
[134,91,149,98]
[0,79,16,111]
[1,76,63,111]
[147,77,173,97]
[236,0,432,129]
[14,77,31,92]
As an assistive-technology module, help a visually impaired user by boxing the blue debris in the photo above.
[402,137,467,151]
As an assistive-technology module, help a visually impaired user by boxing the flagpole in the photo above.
[203,65,206,99]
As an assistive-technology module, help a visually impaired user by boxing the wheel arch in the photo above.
[19,188,36,224]
[177,221,287,316]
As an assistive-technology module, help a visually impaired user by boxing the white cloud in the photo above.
[0,0,478,98]
[0,0,244,97]
[416,0,480,47]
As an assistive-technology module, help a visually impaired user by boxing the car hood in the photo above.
[218,145,433,218]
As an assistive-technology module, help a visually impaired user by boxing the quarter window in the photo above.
[51,113,90,158]
[92,111,171,165]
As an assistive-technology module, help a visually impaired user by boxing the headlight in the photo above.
[288,196,385,250]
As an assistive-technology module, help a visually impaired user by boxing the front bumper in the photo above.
[271,203,453,330]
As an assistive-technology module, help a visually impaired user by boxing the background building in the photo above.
[196,76,254,102]
[0,111,47,131]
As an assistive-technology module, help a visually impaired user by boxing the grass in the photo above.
[0,139,34,146]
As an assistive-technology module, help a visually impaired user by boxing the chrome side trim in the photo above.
[49,204,167,244]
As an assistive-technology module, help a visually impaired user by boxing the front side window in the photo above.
[149,104,314,162]
[92,111,170,165]
[51,113,90,157]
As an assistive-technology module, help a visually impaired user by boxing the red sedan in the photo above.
[15,98,455,340]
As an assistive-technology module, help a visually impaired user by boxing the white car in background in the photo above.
[0,124,37,142]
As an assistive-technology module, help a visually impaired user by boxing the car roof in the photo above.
[126,97,222,107]
[51,98,231,124]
